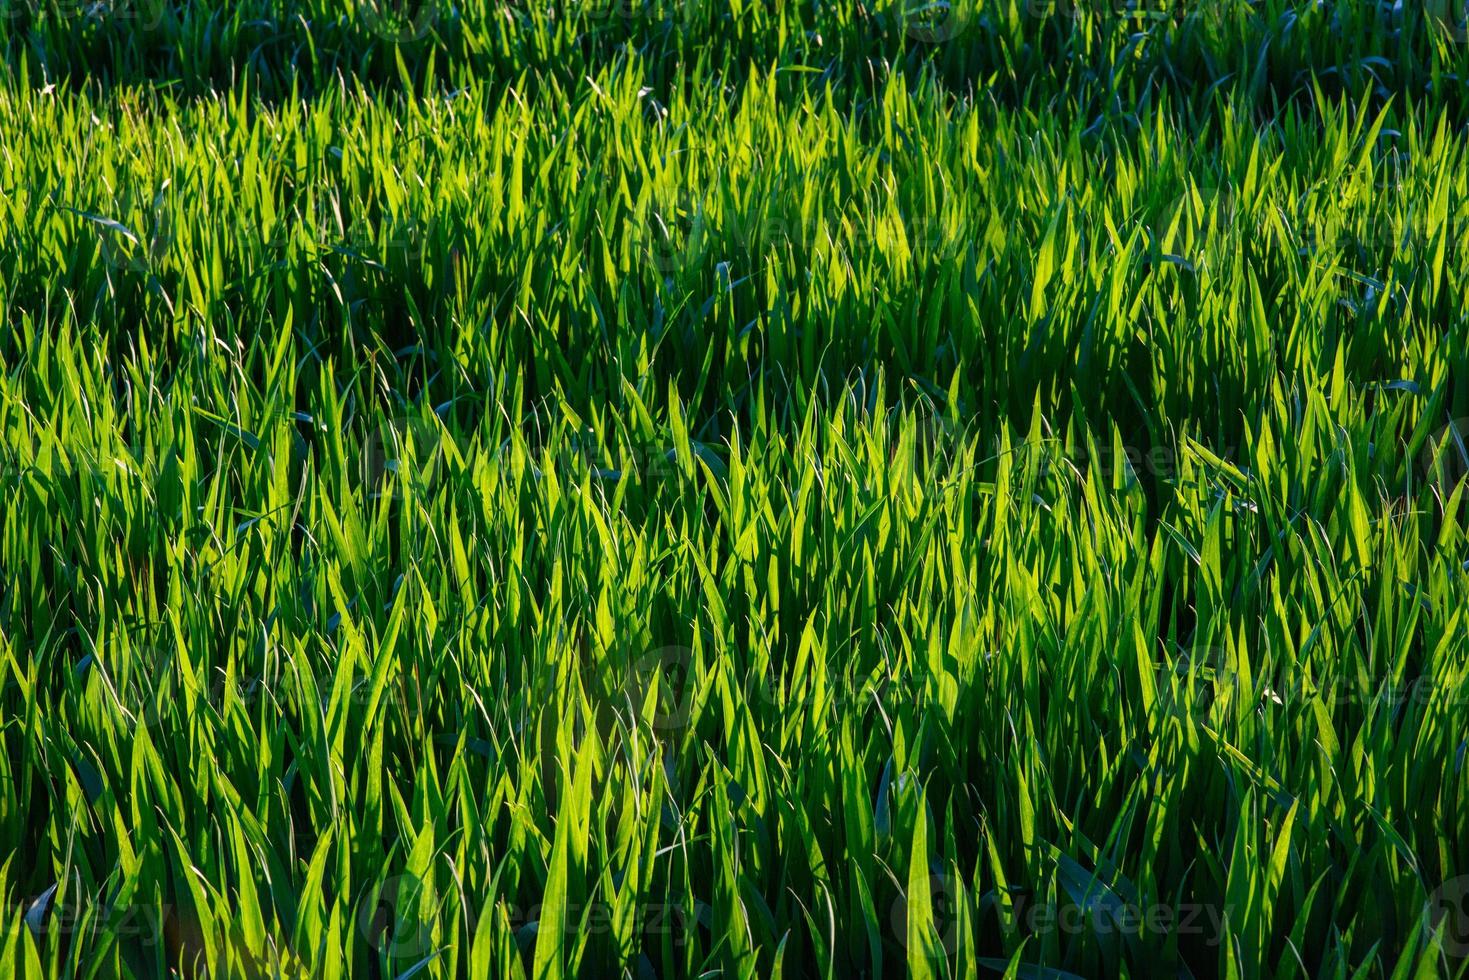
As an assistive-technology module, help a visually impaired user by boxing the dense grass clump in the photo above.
[2,2,1468,978]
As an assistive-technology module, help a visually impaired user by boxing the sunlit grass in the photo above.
[1,2,1468,977]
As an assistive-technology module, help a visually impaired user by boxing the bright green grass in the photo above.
[2,3,1469,978]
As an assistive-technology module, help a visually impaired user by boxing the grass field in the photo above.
[2,1,1469,977]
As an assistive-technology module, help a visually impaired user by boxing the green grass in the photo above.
[2,2,1469,977]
